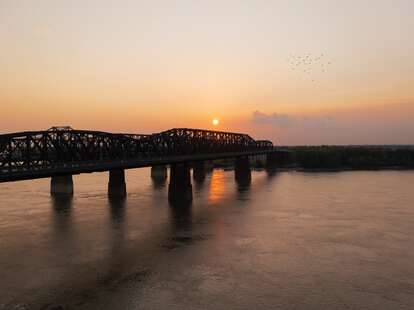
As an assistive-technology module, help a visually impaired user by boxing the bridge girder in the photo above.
[0,128,274,181]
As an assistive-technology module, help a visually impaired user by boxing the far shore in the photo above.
[215,165,414,173]
[212,145,414,172]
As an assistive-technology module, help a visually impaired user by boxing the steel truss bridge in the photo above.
[0,127,275,182]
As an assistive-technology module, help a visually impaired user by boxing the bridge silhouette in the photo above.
[0,127,281,202]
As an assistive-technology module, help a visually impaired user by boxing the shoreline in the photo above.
[215,165,414,173]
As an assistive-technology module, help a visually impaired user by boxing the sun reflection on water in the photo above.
[207,170,227,204]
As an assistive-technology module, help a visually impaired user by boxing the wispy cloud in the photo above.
[252,111,295,127]
[252,111,333,128]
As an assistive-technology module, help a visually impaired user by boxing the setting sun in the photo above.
[212,119,220,126]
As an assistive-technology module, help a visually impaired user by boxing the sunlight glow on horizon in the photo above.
[0,0,413,144]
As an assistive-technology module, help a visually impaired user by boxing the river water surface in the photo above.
[1,169,414,309]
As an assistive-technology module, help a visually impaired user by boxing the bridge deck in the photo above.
[0,127,277,182]
[0,150,278,182]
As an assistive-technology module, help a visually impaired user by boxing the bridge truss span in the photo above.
[0,127,275,182]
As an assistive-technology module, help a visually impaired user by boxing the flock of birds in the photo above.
[287,53,332,83]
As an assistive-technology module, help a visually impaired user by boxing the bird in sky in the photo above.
[287,53,332,83]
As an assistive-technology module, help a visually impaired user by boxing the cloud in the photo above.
[252,111,295,127]
[252,111,333,128]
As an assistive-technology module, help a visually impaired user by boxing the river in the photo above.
[1,169,414,309]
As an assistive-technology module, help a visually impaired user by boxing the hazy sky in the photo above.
[1,0,413,144]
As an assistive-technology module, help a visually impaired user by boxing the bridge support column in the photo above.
[266,151,290,168]
[168,163,192,204]
[151,165,167,179]
[151,165,168,188]
[51,175,73,196]
[250,154,265,168]
[193,161,207,183]
[266,153,278,168]
[205,160,214,172]
[108,169,127,197]
[235,156,251,186]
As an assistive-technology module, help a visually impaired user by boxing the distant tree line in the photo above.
[276,146,414,170]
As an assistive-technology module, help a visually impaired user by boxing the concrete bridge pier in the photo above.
[249,154,266,168]
[235,156,251,186]
[151,165,168,179]
[193,161,207,184]
[108,169,127,197]
[205,160,214,172]
[266,153,278,168]
[151,165,168,188]
[51,175,74,196]
[267,151,291,169]
[168,163,193,204]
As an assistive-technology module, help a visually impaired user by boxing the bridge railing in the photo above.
[0,128,274,174]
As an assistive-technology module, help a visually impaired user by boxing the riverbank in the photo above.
[213,145,414,171]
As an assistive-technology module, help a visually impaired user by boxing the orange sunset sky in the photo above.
[1,0,413,145]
